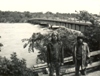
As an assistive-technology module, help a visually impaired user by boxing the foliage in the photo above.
[0,10,86,23]
[77,10,100,24]
[0,52,37,76]
[23,27,83,61]
[0,10,99,23]
[78,11,91,22]
[77,10,100,51]
[84,24,100,51]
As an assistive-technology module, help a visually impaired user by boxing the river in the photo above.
[0,23,50,68]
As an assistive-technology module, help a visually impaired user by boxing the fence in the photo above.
[33,50,100,73]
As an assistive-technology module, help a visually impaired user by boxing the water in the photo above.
[0,23,50,68]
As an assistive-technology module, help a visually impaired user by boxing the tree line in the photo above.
[0,10,99,23]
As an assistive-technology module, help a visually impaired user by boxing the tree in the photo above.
[76,11,100,51]
[0,52,36,76]
[76,11,90,23]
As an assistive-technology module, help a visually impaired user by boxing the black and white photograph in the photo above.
[0,0,100,76]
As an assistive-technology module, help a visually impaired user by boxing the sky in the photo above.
[0,0,100,14]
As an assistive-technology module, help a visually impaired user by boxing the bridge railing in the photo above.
[33,50,100,73]
[28,18,91,25]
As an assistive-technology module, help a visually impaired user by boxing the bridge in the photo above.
[27,18,92,32]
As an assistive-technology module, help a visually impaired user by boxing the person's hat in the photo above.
[77,36,84,40]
